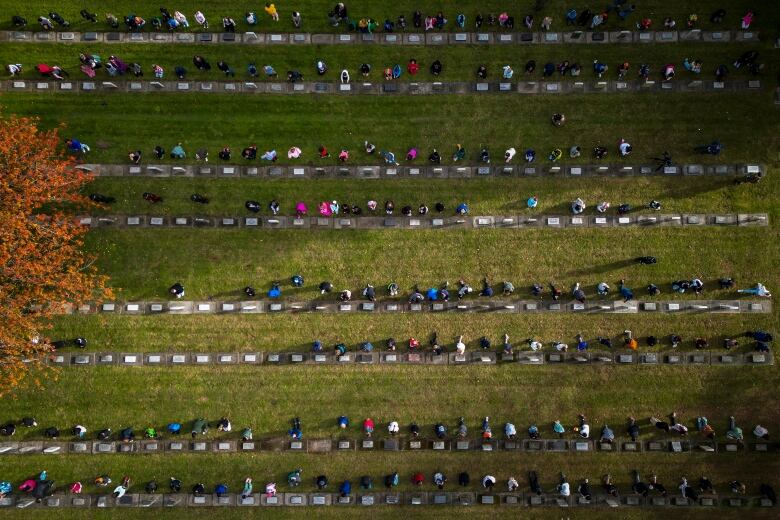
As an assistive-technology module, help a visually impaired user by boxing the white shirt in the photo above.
[456,342,466,354]
[559,482,570,496]
[529,341,542,351]
[597,282,610,293]
[754,425,769,437]
[507,478,518,491]
[388,421,399,433]
[579,424,590,438]
[597,201,610,213]
[554,343,568,352]
[482,476,496,487]
[505,148,516,162]
[113,486,126,498]
[619,142,631,155]
[505,423,517,437]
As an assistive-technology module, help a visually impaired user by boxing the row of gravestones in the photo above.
[76,214,770,230]
[1,437,774,456]
[74,163,764,178]
[62,298,772,316]
[3,29,759,45]
[1,491,774,508]
[44,350,774,367]
[3,79,763,95]
[64,299,773,315]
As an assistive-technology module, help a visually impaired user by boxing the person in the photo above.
[753,424,769,439]
[576,334,588,352]
[575,414,590,438]
[741,10,753,29]
[363,418,375,437]
[558,474,571,496]
[694,476,715,496]
[551,113,565,127]
[290,10,302,28]
[241,427,253,441]
[578,479,593,501]
[597,282,610,296]
[435,422,447,439]
[482,475,497,490]
[288,417,302,439]
[528,424,540,439]
[680,477,698,501]
[598,474,618,498]
[600,424,615,444]
[553,420,565,437]
[505,422,517,439]
[480,147,490,164]
[412,472,424,486]
[6,63,22,76]
[619,280,634,302]
[727,416,743,442]
[571,198,585,214]
[527,338,542,351]
[632,471,649,496]
[455,335,466,355]
[593,60,608,78]
[456,202,468,215]
[268,282,281,299]
[738,283,771,297]
[618,138,632,157]
[663,63,675,81]
[372,470,395,491]
[572,283,586,303]
[623,417,640,441]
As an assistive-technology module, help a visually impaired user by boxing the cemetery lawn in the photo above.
[0,41,768,82]
[4,364,780,442]
[4,91,779,165]
[84,227,778,301]
[4,0,776,33]
[50,312,776,353]
[86,175,776,218]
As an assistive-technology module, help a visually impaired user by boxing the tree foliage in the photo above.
[0,115,110,395]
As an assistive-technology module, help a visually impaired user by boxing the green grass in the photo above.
[4,365,779,436]
[3,91,779,165]
[2,41,770,82]
[83,227,778,301]
[4,0,775,33]
[49,313,775,354]
[84,175,776,219]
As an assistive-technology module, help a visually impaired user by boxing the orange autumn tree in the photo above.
[0,115,110,395]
